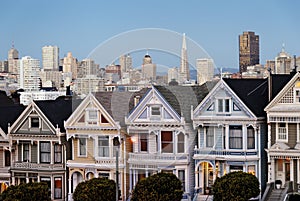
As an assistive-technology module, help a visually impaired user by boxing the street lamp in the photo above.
[113,136,120,201]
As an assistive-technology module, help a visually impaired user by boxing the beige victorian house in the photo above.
[65,93,126,200]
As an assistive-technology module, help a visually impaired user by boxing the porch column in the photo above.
[225,125,229,149]
[290,159,294,182]
[270,158,275,183]
[129,169,132,192]
[195,166,199,189]
[298,159,300,184]
[68,173,72,195]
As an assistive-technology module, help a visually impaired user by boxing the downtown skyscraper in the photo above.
[239,31,259,73]
[42,45,59,71]
[179,33,190,83]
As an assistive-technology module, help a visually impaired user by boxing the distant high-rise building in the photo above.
[275,45,292,74]
[167,67,179,83]
[142,54,156,81]
[42,45,59,71]
[239,31,259,73]
[8,44,19,74]
[63,52,78,79]
[119,54,132,75]
[179,33,190,83]
[196,58,214,85]
[19,56,40,91]
[77,59,99,78]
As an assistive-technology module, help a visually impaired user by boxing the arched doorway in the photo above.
[71,172,83,193]
[196,161,214,194]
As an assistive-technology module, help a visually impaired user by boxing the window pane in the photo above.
[225,99,230,112]
[54,177,62,199]
[79,138,86,156]
[178,170,185,191]
[31,118,39,128]
[151,107,160,116]
[229,126,242,149]
[140,133,148,152]
[247,127,255,149]
[177,133,184,153]
[206,127,214,147]
[98,136,109,157]
[89,110,97,119]
[54,144,62,163]
[218,99,223,112]
[161,131,173,153]
[23,144,30,162]
[40,142,51,163]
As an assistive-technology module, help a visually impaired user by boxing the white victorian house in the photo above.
[192,78,269,196]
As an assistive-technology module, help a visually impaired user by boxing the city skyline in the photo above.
[0,0,299,70]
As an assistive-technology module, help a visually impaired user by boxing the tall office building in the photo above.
[42,45,59,71]
[239,31,259,73]
[168,67,179,83]
[196,58,214,85]
[179,33,190,83]
[142,54,156,81]
[63,52,78,79]
[19,56,40,91]
[8,44,19,74]
[275,45,292,74]
[119,54,132,75]
[77,59,99,78]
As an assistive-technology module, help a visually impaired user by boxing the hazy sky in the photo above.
[0,0,299,70]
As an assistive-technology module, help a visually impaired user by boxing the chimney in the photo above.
[134,96,140,107]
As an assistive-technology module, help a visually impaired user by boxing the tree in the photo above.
[212,171,260,201]
[131,172,183,201]
[72,177,116,201]
[0,182,50,201]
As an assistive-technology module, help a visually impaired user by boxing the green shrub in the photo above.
[212,171,260,201]
[0,182,50,201]
[131,172,183,201]
[73,177,116,201]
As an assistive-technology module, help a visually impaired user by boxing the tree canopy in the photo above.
[131,172,183,201]
[0,182,50,201]
[212,171,260,201]
[72,177,116,201]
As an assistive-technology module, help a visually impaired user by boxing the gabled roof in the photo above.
[0,91,25,133]
[265,72,300,111]
[35,96,82,132]
[224,78,269,117]
[270,73,295,100]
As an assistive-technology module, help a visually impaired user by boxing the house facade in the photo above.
[8,100,69,200]
[65,93,127,200]
[192,79,269,196]
[265,72,300,190]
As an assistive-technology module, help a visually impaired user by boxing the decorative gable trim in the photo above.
[64,93,120,130]
[9,101,57,134]
[193,80,256,120]
[265,72,300,111]
[0,127,7,140]
[126,86,183,125]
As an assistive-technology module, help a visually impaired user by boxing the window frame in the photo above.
[216,98,231,114]
[161,131,173,153]
[177,133,185,153]
[78,138,87,157]
[86,108,98,125]
[54,144,62,163]
[54,177,62,199]
[139,133,148,152]
[40,142,51,164]
[276,122,288,142]
[98,136,110,157]
[23,143,30,162]
[229,125,243,149]
[205,126,215,148]
[247,126,255,149]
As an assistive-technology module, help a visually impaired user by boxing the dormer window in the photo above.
[217,98,230,114]
[30,117,40,128]
[151,106,161,116]
[86,108,98,125]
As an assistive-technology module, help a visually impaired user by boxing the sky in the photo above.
[0,0,299,71]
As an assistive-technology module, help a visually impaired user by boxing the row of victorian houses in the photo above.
[0,71,300,200]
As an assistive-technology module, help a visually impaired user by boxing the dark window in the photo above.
[31,117,39,128]
[161,131,173,153]
[54,177,62,199]
[247,127,255,149]
[151,107,160,116]
[229,126,243,149]
[206,127,214,148]
[54,144,62,163]
[101,114,109,123]
[23,144,30,162]
[40,142,51,163]
[140,133,148,152]
[177,133,184,153]
[5,150,10,166]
